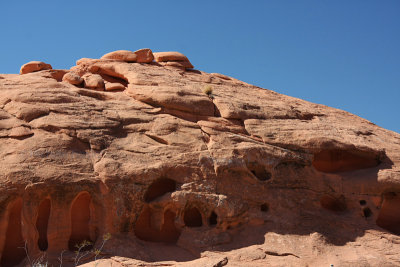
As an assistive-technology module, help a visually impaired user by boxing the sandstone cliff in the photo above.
[0,49,399,267]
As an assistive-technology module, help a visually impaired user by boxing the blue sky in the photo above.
[1,1,399,133]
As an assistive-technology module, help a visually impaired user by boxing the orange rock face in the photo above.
[62,72,83,85]
[101,50,138,62]
[154,51,194,70]
[1,50,400,267]
[134,48,154,63]
[19,61,52,74]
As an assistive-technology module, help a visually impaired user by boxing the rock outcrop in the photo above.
[20,61,52,75]
[154,51,194,69]
[101,49,154,63]
[0,48,399,267]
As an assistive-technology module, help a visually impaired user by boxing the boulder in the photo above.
[134,48,154,63]
[83,74,105,90]
[159,60,194,69]
[105,82,125,91]
[153,51,190,62]
[101,50,137,62]
[20,61,52,74]
[62,72,83,85]
[153,52,194,70]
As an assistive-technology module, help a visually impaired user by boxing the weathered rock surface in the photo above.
[83,73,105,90]
[154,51,194,69]
[101,48,154,63]
[62,71,83,85]
[134,48,154,63]
[154,51,190,62]
[19,61,52,74]
[1,50,400,267]
[101,50,137,62]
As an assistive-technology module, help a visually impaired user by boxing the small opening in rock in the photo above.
[247,163,271,181]
[376,193,400,235]
[260,203,269,212]
[320,195,346,212]
[68,192,93,251]
[209,211,218,226]
[144,178,176,202]
[359,200,367,206]
[36,198,51,251]
[313,149,380,173]
[95,67,129,87]
[0,199,25,267]
[100,73,128,87]
[184,206,203,227]
[134,207,180,243]
[134,206,153,241]
[161,210,181,242]
[363,207,372,218]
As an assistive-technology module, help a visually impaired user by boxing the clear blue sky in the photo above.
[1,1,399,133]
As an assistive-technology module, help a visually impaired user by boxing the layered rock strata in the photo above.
[0,49,399,267]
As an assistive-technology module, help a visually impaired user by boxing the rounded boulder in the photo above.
[83,74,105,90]
[153,52,190,62]
[20,61,52,75]
[101,50,137,62]
[62,72,83,85]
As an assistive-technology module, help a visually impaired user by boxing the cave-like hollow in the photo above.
[68,192,93,251]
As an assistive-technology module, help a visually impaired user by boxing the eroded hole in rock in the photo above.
[247,163,271,181]
[363,207,372,218]
[376,193,400,235]
[144,178,176,202]
[95,67,129,86]
[213,103,221,117]
[320,195,346,212]
[100,73,128,87]
[134,206,153,241]
[1,199,25,267]
[134,207,180,243]
[359,200,367,206]
[36,199,51,251]
[313,149,380,173]
[209,211,218,226]
[161,210,181,242]
[184,206,203,227]
[260,203,269,212]
[68,192,93,251]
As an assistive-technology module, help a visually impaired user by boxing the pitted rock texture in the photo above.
[0,50,399,267]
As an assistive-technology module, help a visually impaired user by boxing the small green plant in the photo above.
[74,233,112,266]
[203,85,214,99]
[21,241,48,267]
[22,233,111,267]
[74,240,93,266]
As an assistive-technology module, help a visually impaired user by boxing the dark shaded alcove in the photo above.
[376,193,400,235]
[1,199,26,267]
[209,211,218,226]
[313,149,380,173]
[144,178,176,202]
[68,192,92,251]
[320,194,346,212]
[161,210,181,242]
[362,207,372,218]
[247,162,271,181]
[184,206,203,227]
[134,207,180,243]
[36,198,51,251]
[260,203,269,212]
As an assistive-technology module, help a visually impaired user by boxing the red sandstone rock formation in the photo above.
[0,49,399,267]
